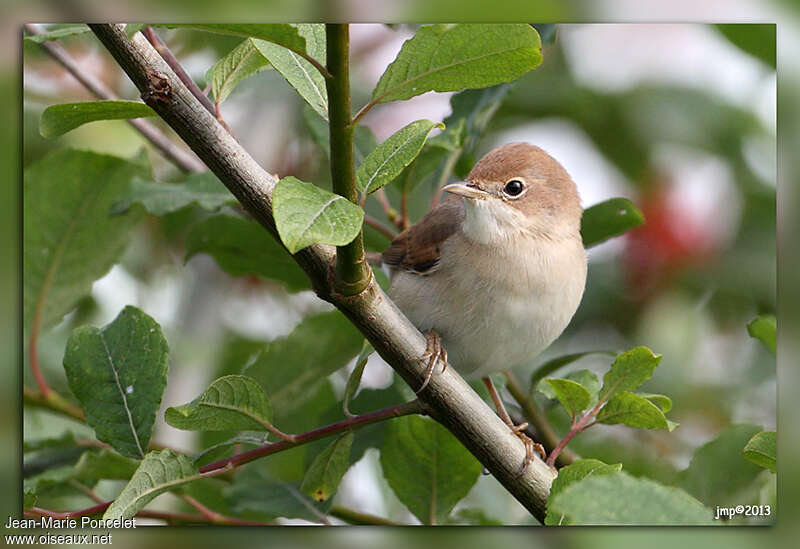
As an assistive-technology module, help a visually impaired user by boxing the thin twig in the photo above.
[68,480,105,504]
[199,400,422,473]
[24,24,204,173]
[364,214,397,240]
[430,149,461,207]
[328,505,404,526]
[375,188,402,228]
[181,494,271,526]
[546,399,604,468]
[326,24,371,295]
[23,386,85,422]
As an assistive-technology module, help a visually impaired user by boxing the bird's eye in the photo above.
[503,179,525,197]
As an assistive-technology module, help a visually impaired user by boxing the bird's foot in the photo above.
[416,329,448,394]
[509,421,546,473]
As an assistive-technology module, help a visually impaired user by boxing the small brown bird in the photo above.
[382,143,587,467]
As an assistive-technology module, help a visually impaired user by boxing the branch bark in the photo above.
[88,23,556,523]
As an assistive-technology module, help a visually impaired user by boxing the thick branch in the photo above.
[88,24,556,523]
[24,24,204,173]
[325,24,370,295]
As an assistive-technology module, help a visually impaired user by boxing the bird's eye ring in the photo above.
[503,179,525,197]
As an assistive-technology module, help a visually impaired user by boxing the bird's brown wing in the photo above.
[382,197,464,274]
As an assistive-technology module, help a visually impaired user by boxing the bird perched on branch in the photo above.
[382,143,587,469]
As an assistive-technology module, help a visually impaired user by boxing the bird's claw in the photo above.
[510,422,546,474]
[416,330,448,394]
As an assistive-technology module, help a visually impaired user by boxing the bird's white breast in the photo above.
[389,230,587,378]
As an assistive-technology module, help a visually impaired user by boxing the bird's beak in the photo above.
[442,181,490,200]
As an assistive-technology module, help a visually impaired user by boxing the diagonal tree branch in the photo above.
[24,24,205,174]
[88,23,556,523]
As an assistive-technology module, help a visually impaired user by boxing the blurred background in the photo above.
[4,0,796,546]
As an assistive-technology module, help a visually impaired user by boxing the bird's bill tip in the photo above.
[442,182,489,199]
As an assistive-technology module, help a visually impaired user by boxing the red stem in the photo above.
[546,400,605,468]
[199,400,420,473]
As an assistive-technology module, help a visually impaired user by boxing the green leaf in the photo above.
[272,176,365,254]
[63,306,169,459]
[545,458,622,525]
[343,341,373,417]
[581,197,645,248]
[192,432,270,467]
[165,375,276,432]
[747,314,776,355]
[530,351,614,388]
[40,101,156,138]
[596,391,675,431]
[24,149,145,337]
[72,449,140,482]
[548,471,714,525]
[599,346,662,401]
[245,311,363,419]
[380,415,481,525]
[638,393,672,413]
[743,431,776,473]
[253,25,328,119]
[676,424,764,507]
[185,214,310,293]
[372,24,541,104]
[206,39,272,104]
[103,450,199,520]
[111,173,235,216]
[25,25,90,43]
[545,378,591,418]
[300,431,354,502]
[226,468,332,522]
[168,24,309,60]
[716,24,775,69]
[566,369,601,405]
[24,487,37,509]
[356,120,443,195]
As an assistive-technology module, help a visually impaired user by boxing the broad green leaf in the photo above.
[111,173,235,216]
[581,197,645,248]
[206,39,272,104]
[303,105,378,166]
[343,341,373,417]
[40,101,156,138]
[253,25,328,119]
[356,120,443,195]
[545,458,622,525]
[530,350,614,388]
[300,431,354,502]
[245,311,363,418]
[596,391,675,431]
[24,25,90,43]
[226,467,332,522]
[638,393,672,413]
[372,24,541,104]
[165,375,275,432]
[599,346,661,401]
[185,214,310,293]
[272,176,364,254]
[23,432,87,478]
[168,24,308,60]
[545,378,591,418]
[743,431,776,473]
[62,306,169,459]
[676,424,764,507]
[747,314,776,355]
[716,24,775,68]
[103,450,199,520]
[24,149,145,337]
[72,449,140,482]
[548,471,714,525]
[566,370,601,405]
[380,415,481,525]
